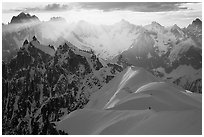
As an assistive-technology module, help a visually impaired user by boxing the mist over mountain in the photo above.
[3,12,201,92]
[2,12,202,135]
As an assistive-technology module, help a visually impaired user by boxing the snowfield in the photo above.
[55,66,202,135]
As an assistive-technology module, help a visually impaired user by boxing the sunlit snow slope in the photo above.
[55,66,201,135]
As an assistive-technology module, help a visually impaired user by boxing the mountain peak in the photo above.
[171,24,181,30]
[186,18,202,31]
[114,19,132,28]
[120,19,129,23]
[151,21,162,27]
[23,39,29,45]
[33,36,37,41]
[10,12,39,24]
[173,24,178,27]
[192,18,202,26]
[19,12,30,16]
[19,12,27,16]
[50,17,66,22]
[145,21,164,33]
[118,19,130,25]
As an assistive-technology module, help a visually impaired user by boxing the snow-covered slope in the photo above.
[3,12,202,135]
[57,108,201,135]
[86,67,161,109]
[111,19,202,93]
[29,38,55,56]
[55,66,201,135]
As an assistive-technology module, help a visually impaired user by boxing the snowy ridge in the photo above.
[2,12,202,135]
[30,40,55,56]
[56,66,201,135]
[83,67,158,109]
[112,19,201,93]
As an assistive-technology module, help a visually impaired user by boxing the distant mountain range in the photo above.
[2,12,202,135]
[2,12,202,93]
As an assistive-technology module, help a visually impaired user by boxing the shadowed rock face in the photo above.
[2,11,202,134]
[184,18,202,47]
[3,18,202,94]
[191,18,202,28]
[2,38,122,134]
[115,43,201,93]
[113,19,202,93]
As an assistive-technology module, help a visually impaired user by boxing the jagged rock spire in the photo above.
[33,36,37,41]
[23,39,29,45]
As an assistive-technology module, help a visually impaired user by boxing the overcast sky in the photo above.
[2,2,202,27]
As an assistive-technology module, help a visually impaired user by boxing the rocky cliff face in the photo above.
[113,19,202,93]
[3,16,202,94]
[2,37,122,134]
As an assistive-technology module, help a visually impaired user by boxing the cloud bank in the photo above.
[77,2,190,12]
[3,2,196,13]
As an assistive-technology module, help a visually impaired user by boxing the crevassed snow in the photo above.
[55,66,201,135]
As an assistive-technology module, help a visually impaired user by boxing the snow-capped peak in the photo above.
[170,24,184,37]
[114,19,135,29]
[171,24,180,30]
[187,18,202,31]
[151,21,162,26]
[192,18,202,27]
[145,21,165,33]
